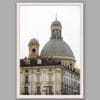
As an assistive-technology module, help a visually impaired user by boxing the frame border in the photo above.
[17,2,84,99]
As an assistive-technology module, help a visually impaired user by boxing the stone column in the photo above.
[55,67,62,95]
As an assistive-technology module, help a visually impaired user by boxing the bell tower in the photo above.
[51,16,62,39]
[28,38,39,58]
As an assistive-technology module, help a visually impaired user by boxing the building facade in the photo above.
[20,18,80,95]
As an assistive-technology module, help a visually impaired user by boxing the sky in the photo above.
[19,5,81,68]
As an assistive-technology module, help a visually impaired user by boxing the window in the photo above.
[25,76,29,83]
[48,86,53,94]
[58,31,61,38]
[32,48,36,53]
[37,86,41,94]
[24,87,29,95]
[37,68,40,72]
[49,68,52,71]
[70,63,72,67]
[67,71,69,76]
[37,74,40,82]
[66,78,68,84]
[25,69,28,73]
[37,59,42,64]
[48,74,52,81]
[25,60,30,65]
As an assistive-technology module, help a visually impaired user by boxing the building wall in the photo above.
[62,68,80,95]
[20,66,63,95]
[20,65,80,95]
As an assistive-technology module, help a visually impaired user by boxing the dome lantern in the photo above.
[51,18,62,40]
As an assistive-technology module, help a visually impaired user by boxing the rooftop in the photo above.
[20,57,80,74]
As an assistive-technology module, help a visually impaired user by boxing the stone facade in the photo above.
[20,58,80,95]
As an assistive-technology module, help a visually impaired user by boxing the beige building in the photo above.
[20,18,80,95]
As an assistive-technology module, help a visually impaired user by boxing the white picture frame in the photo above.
[17,2,84,99]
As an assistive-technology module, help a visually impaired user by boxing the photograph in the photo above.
[17,3,83,98]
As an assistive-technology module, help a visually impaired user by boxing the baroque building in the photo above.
[20,17,80,95]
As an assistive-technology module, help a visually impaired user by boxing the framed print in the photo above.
[17,2,84,99]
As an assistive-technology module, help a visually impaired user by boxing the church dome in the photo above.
[28,38,39,46]
[40,39,74,58]
[41,17,75,59]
